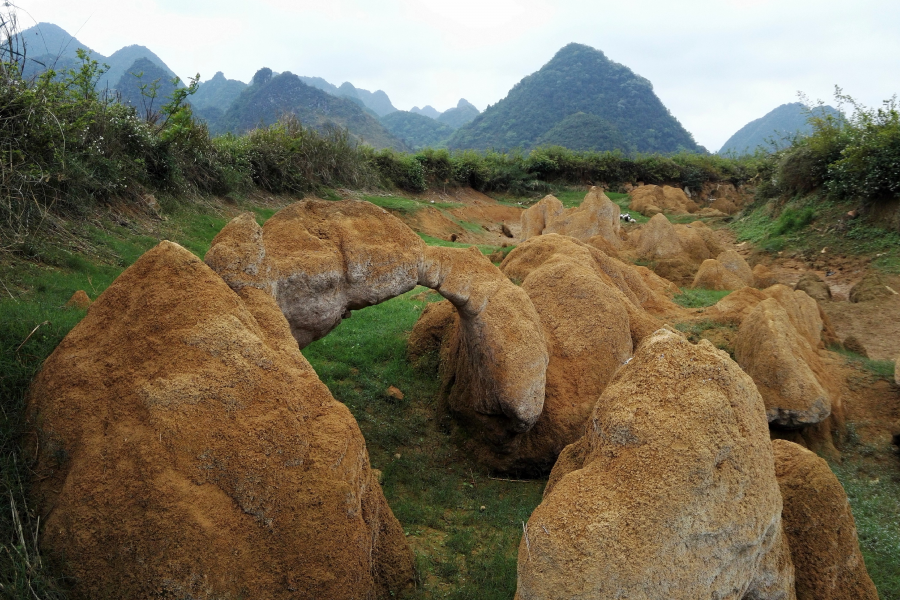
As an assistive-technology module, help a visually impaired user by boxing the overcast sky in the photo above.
[15,0,900,151]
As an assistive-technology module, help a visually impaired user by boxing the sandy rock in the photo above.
[386,386,405,400]
[735,298,831,427]
[711,196,739,215]
[718,249,755,286]
[488,249,505,263]
[687,220,729,256]
[27,241,414,599]
[754,263,779,288]
[692,259,748,291]
[407,300,456,363]
[629,184,699,216]
[519,195,564,241]
[697,207,729,218]
[64,290,92,309]
[637,213,684,260]
[207,200,426,348]
[773,440,878,600]
[795,271,832,302]
[849,271,893,303]
[673,223,713,263]
[842,335,869,358]
[517,330,794,600]
[543,187,621,246]
[584,233,620,258]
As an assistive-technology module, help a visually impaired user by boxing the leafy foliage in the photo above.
[448,43,701,154]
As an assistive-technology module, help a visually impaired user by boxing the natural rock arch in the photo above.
[205,199,550,435]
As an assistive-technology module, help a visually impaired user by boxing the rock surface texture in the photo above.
[516,329,795,600]
[520,194,565,241]
[27,241,414,599]
[628,184,699,216]
[520,187,621,248]
[773,440,879,600]
[849,271,893,303]
[795,271,832,302]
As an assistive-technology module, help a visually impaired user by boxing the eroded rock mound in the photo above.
[773,440,878,600]
[517,330,794,600]
[692,258,749,290]
[520,195,564,241]
[735,297,833,427]
[754,263,779,288]
[795,271,832,302]
[629,184,699,216]
[632,216,731,285]
[27,241,414,599]
[849,271,893,303]
[542,187,621,247]
[64,290,92,309]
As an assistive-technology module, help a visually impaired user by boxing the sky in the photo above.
[13,0,900,151]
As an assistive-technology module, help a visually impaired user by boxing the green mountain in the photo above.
[218,68,409,151]
[448,43,701,154]
[380,111,455,149]
[98,45,179,91]
[298,76,397,117]
[437,99,480,129]
[115,58,181,113]
[411,105,441,119]
[534,112,632,152]
[192,71,247,112]
[718,102,840,156]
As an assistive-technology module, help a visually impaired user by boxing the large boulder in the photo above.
[517,330,795,600]
[773,440,878,600]
[691,258,749,291]
[629,184,699,216]
[754,263,779,288]
[734,298,832,427]
[718,249,755,286]
[636,213,685,260]
[520,194,564,241]
[543,186,621,247]
[849,271,893,303]
[26,241,414,599]
[795,271,832,302]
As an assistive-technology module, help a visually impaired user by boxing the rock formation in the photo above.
[27,241,414,599]
[64,289,92,309]
[734,297,833,427]
[692,258,748,290]
[208,199,550,451]
[632,215,730,285]
[411,234,674,472]
[795,271,832,302]
[628,184,699,216]
[849,271,893,303]
[753,263,779,288]
[520,187,622,248]
[516,329,794,600]
[773,440,879,600]
[520,195,564,241]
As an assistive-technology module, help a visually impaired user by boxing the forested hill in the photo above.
[448,43,701,154]
[718,102,841,156]
[217,68,409,151]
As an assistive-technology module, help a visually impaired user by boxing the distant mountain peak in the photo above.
[718,102,840,156]
[411,105,442,119]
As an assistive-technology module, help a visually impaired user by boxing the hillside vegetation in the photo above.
[719,102,840,156]
[380,111,456,149]
[448,43,701,153]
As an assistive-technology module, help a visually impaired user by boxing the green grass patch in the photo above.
[361,195,462,214]
[302,289,544,598]
[831,458,900,599]
[672,288,732,308]
[416,233,510,257]
[831,347,896,380]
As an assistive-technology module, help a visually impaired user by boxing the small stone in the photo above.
[386,386,404,400]
[394,453,402,460]
[480,505,486,512]
[64,290,92,310]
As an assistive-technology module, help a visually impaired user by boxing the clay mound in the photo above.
[718,249,754,286]
[795,271,832,302]
[584,233,620,258]
[754,263,779,288]
[682,220,728,256]
[406,299,456,363]
[692,258,748,291]
[543,186,621,247]
[518,330,793,599]
[414,234,671,473]
[849,271,893,303]
[64,289,91,309]
[710,196,739,215]
[629,184,699,216]
[519,194,564,241]
[673,222,713,263]
[27,241,414,599]
[735,298,832,427]
[773,440,878,600]
[636,213,685,260]
[207,200,427,347]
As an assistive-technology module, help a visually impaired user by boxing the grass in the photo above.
[416,233,513,257]
[831,457,900,599]
[302,289,545,598]
[362,194,463,214]
[672,287,732,308]
[831,347,897,380]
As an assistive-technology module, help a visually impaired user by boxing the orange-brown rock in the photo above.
[718,249,755,286]
[406,299,456,363]
[754,263,779,288]
[795,271,832,302]
[692,258,749,290]
[849,271,893,303]
[64,290,92,309]
[27,241,414,600]
[517,330,794,600]
[629,184,699,216]
[711,196,739,215]
[636,213,685,260]
[519,194,564,241]
[773,440,878,600]
[735,298,832,427]
[206,200,426,347]
[543,187,621,247]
